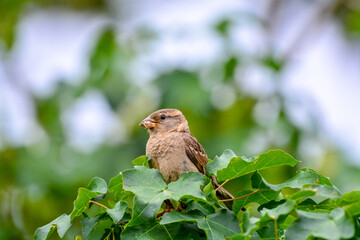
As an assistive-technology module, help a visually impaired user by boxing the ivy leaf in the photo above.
[121,221,205,240]
[70,188,99,221]
[160,210,202,224]
[250,171,269,189]
[251,169,341,203]
[81,213,114,240]
[122,166,209,226]
[233,172,280,213]
[34,214,71,240]
[297,199,334,213]
[106,201,128,224]
[189,209,241,239]
[233,189,280,214]
[256,220,284,239]
[264,168,333,191]
[334,190,360,217]
[108,174,123,201]
[250,170,341,207]
[202,181,221,208]
[132,155,151,167]
[206,149,237,176]
[186,201,215,215]
[239,208,260,236]
[215,150,300,182]
[259,199,296,220]
[281,214,297,229]
[160,209,241,240]
[288,190,316,201]
[303,184,342,201]
[285,208,355,240]
[88,177,107,194]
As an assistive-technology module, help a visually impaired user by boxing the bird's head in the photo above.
[139,109,190,134]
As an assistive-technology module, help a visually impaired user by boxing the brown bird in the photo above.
[139,108,234,209]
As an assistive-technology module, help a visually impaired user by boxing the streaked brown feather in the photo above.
[183,133,234,209]
[183,133,208,174]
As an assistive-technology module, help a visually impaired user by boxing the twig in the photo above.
[274,218,279,240]
[218,190,259,202]
[215,179,230,193]
[89,200,109,209]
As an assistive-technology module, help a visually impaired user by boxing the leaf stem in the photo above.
[215,179,230,193]
[274,218,279,240]
[89,200,109,209]
[218,190,259,202]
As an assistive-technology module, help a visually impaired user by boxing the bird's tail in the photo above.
[211,175,234,210]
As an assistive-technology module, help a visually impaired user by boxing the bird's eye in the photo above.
[160,115,166,120]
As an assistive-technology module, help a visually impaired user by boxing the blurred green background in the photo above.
[1,0,360,239]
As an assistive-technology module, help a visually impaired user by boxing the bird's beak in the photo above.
[139,117,158,129]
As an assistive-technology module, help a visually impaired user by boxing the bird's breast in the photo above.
[146,133,181,159]
[145,132,197,183]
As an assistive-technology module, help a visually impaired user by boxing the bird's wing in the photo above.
[183,133,208,175]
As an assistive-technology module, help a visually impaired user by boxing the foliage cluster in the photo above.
[35,150,360,240]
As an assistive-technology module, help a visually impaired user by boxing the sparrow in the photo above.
[139,109,234,209]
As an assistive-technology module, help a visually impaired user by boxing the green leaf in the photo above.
[334,190,360,217]
[224,57,238,80]
[132,155,151,167]
[215,150,300,182]
[233,172,280,213]
[237,201,294,239]
[81,213,114,240]
[261,55,284,72]
[70,188,98,221]
[256,220,284,239]
[288,190,316,200]
[186,201,215,215]
[106,201,128,224]
[160,210,202,225]
[264,168,333,191]
[161,209,241,240]
[191,209,241,239]
[215,19,231,36]
[202,181,221,208]
[34,214,71,240]
[108,174,123,201]
[296,199,334,213]
[122,166,209,226]
[303,184,342,200]
[285,208,355,240]
[281,214,297,229]
[233,189,280,214]
[251,170,340,205]
[206,149,237,176]
[239,208,260,236]
[88,177,107,194]
[250,171,269,189]
[259,199,296,220]
[121,221,205,240]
